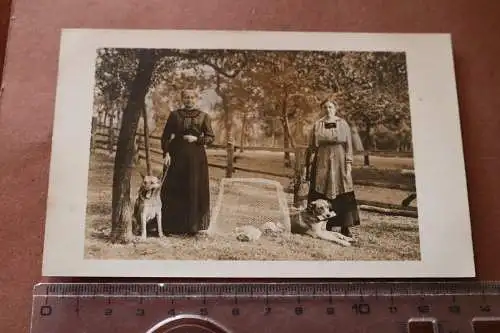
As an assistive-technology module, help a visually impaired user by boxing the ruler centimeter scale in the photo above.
[30,282,500,333]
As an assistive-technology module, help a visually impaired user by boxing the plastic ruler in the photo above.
[30,281,500,333]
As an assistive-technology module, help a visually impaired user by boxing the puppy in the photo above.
[290,199,355,247]
[132,174,164,240]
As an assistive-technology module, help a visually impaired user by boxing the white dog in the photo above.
[132,174,164,240]
[290,199,355,247]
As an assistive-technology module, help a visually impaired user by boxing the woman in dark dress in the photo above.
[305,97,361,238]
[160,90,215,235]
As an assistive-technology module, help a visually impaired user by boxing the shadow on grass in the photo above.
[90,228,111,242]
[365,222,419,233]
[87,201,112,216]
[83,150,421,261]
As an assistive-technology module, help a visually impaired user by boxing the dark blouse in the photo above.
[160,108,215,155]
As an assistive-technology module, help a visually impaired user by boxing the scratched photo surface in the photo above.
[85,47,419,262]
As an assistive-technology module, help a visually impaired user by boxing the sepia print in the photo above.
[88,47,417,260]
[42,30,475,277]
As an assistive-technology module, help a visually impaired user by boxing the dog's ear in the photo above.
[317,199,330,210]
[139,171,146,179]
[325,200,333,210]
[311,199,322,208]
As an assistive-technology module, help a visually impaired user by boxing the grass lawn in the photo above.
[84,149,420,261]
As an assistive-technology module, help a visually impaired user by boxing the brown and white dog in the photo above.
[290,199,355,247]
[132,174,164,240]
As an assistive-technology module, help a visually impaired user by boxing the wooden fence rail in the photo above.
[93,129,413,186]
[90,123,418,217]
[92,123,308,178]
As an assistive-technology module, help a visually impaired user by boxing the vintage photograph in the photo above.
[42,30,475,277]
[87,48,419,261]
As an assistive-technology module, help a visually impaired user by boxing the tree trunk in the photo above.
[271,119,276,147]
[282,117,292,167]
[363,121,372,166]
[98,110,104,134]
[108,113,115,154]
[133,134,140,165]
[226,141,234,178]
[103,111,109,132]
[110,50,158,244]
[225,112,233,143]
[239,113,247,153]
[223,97,234,177]
[141,106,152,175]
[213,72,235,176]
[117,111,123,131]
[283,115,296,147]
[281,96,295,168]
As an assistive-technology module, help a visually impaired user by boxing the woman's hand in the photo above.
[183,135,198,143]
[164,153,171,167]
[346,162,352,177]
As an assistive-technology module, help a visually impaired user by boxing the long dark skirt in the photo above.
[308,189,361,231]
[160,139,211,234]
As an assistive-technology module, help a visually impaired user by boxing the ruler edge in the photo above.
[29,281,500,333]
[32,281,500,297]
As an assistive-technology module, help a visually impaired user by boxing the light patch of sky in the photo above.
[145,62,220,116]
[94,61,222,126]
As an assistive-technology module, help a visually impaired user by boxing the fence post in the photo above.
[293,147,305,206]
[226,140,234,178]
[363,151,370,166]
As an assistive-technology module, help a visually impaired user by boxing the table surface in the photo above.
[0,0,9,79]
[0,0,499,332]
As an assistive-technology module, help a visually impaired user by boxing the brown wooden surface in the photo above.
[0,0,9,79]
[0,0,499,332]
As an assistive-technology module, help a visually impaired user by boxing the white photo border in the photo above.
[41,29,475,278]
